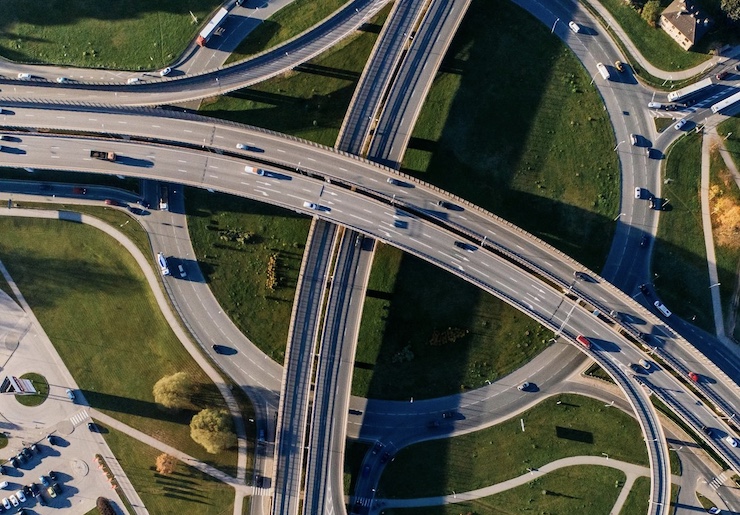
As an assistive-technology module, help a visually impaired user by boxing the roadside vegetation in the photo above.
[619,476,650,515]
[0,218,239,474]
[594,0,710,72]
[377,394,648,498]
[0,0,220,69]
[100,422,234,515]
[653,133,713,332]
[710,120,740,340]
[0,168,140,194]
[185,189,311,362]
[353,244,551,400]
[201,5,391,147]
[226,0,348,63]
[16,372,49,407]
[402,0,619,272]
[383,466,625,515]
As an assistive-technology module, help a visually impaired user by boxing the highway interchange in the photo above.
[1,0,740,514]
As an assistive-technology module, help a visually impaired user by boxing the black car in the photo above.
[640,235,649,247]
[9,457,19,468]
[380,452,391,464]
[442,411,455,419]
[21,448,32,460]
[37,495,46,506]
[46,434,55,445]
[48,471,57,481]
[16,453,25,464]
[639,284,651,296]
[87,422,96,432]
[701,425,712,436]
[437,200,454,209]
[372,442,383,455]
[51,483,62,494]
[22,485,32,498]
[28,484,39,497]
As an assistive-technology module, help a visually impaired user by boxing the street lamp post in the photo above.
[710,283,721,289]
[614,140,625,151]
[602,452,609,460]
[613,213,625,221]
[551,18,559,33]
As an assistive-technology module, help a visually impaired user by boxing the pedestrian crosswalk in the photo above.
[70,410,90,428]
[709,472,726,489]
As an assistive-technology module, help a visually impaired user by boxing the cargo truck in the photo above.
[90,150,117,161]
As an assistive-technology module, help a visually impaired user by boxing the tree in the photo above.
[190,408,237,454]
[152,372,194,410]
[641,0,662,27]
[96,497,115,515]
[155,453,177,474]
[721,0,740,21]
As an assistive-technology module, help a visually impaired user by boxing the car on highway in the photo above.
[614,60,625,72]
[104,199,120,206]
[727,436,738,447]
[654,301,672,317]
[568,21,581,33]
[573,271,594,282]
[634,187,642,199]
[159,67,172,77]
[72,187,87,195]
[56,77,69,83]
[442,410,455,419]
[386,177,404,186]
[640,235,649,247]
[177,264,187,278]
[688,371,700,382]
[630,134,639,146]
[65,389,75,401]
[674,119,687,131]
[244,165,265,175]
[87,422,96,432]
[303,201,321,210]
[380,452,392,463]
[701,425,712,436]
[212,344,236,355]
[126,77,141,85]
[17,73,31,80]
[716,70,729,80]
[518,382,531,391]
[638,359,651,370]
[436,200,455,209]
[372,442,383,454]
[454,241,476,252]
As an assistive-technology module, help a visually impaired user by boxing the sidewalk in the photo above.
[583,0,740,81]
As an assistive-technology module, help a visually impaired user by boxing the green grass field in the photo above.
[383,466,625,515]
[353,244,551,400]
[402,0,619,272]
[16,372,49,407]
[711,119,740,340]
[226,0,347,63]
[101,422,235,515]
[0,0,221,69]
[596,0,710,72]
[654,133,713,332]
[0,217,238,474]
[185,188,311,362]
[202,5,391,147]
[376,394,648,498]
[619,476,650,515]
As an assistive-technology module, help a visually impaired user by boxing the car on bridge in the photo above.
[727,436,738,447]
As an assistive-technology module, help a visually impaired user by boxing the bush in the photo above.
[155,453,177,474]
[96,497,115,515]
[190,409,237,454]
[642,0,661,27]
[152,372,194,410]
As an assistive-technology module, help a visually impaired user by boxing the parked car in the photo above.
[2,498,10,510]
[16,490,26,503]
[39,476,50,488]
[9,495,17,507]
[0,482,7,490]
[87,422,96,432]
[48,471,57,481]
[46,486,56,499]
[29,444,38,454]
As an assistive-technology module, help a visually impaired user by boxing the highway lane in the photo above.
[272,219,338,515]
[303,230,373,515]
[0,0,391,107]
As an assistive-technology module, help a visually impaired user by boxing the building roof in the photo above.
[662,0,711,46]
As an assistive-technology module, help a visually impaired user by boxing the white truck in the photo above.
[157,253,170,276]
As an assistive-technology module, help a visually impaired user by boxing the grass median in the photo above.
[653,133,713,331]
[101,422,234,515]
[353,244,552,400]
[377,394,648,498]
[383,466,625,515]
[0,217,239,475]
[202,4,391,147]
[0,0,221,69]
[226,0,348,64]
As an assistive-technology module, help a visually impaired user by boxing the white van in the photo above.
[596,63,610,80]
[654,301,672,317]
[648,102,666,109]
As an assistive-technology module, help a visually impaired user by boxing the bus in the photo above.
[711,90,740,114]
[196,7,229,47]
[157,253,170,276]
[667,77,713,103]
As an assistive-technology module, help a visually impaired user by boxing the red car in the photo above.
[688,371,699,382]
[72,187,87,195]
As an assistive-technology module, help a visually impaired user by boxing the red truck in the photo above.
[576,335,591,349]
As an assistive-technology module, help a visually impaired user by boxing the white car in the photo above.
[126,77,141,85]
[1,498,9,510]
[568,21,581,33]
[56,76,69,83]
[159,67,172,77]
[9,495,18,507]
[654,301,672,317]
[638,359,651,370]
[178,264,187,278]
[244,165,265,176]
[727,436,738,447]
[16,490,25,503]
[0,482,7,490]
[634,187,642,199]
[303,201,319,210]
[518,382,531,391]
[236,143,248,150]
[17,73,31,80]
[674,119,687,131]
